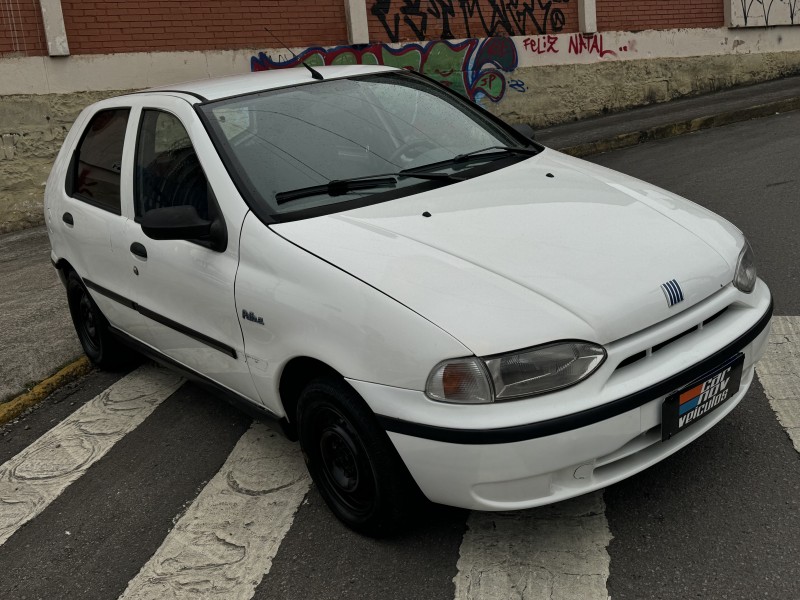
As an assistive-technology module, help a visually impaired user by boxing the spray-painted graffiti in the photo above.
[523,33,630,58]
[508,79,527,92]
[731,0,799,26]
[370,0,571,43]
[251,37,518,103]
[567,33,626,57]
[523,34,558,54]
[790,0,800,23]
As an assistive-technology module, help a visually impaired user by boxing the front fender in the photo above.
[235,213,471,416]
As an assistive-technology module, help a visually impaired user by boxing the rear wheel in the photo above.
[66,270,134,370]
[297,377,419,537]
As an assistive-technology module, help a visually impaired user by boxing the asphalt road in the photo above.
[0,111,798,600]
[592,112,800,599]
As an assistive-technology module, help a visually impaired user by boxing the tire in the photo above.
[297,377,419,537]
[66,270,135,370]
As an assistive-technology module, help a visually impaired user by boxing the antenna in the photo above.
[264,27,324,81]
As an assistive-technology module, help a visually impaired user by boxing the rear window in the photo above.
[68,108,130,214]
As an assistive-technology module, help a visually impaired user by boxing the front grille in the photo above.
[615,307,729,371]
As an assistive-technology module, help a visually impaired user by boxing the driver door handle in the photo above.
[62,212,74,225]
[130,242,147,259]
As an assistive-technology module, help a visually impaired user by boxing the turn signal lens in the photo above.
[425,357,492,404]
[733,240,757,294]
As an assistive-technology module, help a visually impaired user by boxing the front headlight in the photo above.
[425,341,606,404]
[733,240,757,293]
[484,341,606,400]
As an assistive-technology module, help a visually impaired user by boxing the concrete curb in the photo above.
[556,97,800,157]
[0,356,91,426]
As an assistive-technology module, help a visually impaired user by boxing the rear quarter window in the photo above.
[67,108,130,214]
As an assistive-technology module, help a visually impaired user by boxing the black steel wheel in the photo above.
[66,270,134,370]
[297,378,419,537]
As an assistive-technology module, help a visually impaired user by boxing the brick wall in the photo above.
[597,0,724,32]
[60,0,348,55]
[0,0,47,57]
[368,1,579,43]
[1,1,731,59]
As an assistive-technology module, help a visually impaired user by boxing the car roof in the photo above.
[142,64,399,102]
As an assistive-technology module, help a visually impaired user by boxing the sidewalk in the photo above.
[537,74,800,155]
[0,227,82,404]
[0,74,798,412]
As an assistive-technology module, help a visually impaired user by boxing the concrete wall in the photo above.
[491,50,800,126]
[248,27,800,122]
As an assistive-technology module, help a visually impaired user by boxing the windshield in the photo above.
[200,71,530,219]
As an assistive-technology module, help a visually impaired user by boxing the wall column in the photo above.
[344,0,370,44]
[578,0,598,33]
[38,0,69,56]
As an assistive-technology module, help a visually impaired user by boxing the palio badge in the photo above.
[241,309,265,325]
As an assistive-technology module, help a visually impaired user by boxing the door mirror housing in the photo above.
[141,205,227,251]
[512,123,536,141]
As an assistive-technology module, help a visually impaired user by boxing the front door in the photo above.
[122,97,258,401]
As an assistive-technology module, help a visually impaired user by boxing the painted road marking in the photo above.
[0,365,182,546]
[454,492,612,600]
[118,422,309,600]
[756,316,800,453]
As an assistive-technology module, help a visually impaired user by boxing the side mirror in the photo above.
[141,205,226,251]
[511,123,536,141]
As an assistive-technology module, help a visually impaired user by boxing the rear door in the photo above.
[122,95,259,401]
[56,106,139,331]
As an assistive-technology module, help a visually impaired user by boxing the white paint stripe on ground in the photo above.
[756,316,800,453]
[454,492,612,600]
[118,422,310,600]
[0,364,183,546]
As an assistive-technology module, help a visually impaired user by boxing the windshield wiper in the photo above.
[452,145,540,163]
[276,170,463,205]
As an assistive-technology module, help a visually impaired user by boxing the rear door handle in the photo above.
[62,212,74,226]
[130,242,147,259]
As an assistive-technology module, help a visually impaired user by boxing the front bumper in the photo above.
[348,282,772,511]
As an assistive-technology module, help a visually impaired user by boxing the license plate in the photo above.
[661,353,744,441]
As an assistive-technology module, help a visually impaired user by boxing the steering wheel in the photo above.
[387,139,438,165]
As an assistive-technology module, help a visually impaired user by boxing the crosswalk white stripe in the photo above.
[0,364,183,546]
[118,422,310,600]
[756,316,800,453]
[453,492,612,600]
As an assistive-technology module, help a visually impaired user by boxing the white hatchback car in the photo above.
[46,65,772,536]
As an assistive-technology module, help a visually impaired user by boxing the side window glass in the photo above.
[70,108,130,214]
[135,110,212,221]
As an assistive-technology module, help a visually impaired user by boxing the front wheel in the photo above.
[297,378,419,537]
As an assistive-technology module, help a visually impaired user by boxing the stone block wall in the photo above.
[0,91,116,232]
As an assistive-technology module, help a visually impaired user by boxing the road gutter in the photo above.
[0,357,91,426]
[556,98,800,157]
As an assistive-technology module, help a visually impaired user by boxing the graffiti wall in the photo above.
[368,0,576,42]
[730,0,800,26]
[250,32,634,105]
[252,38,518,103]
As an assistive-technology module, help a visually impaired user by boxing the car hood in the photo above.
[271,149,743,356]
